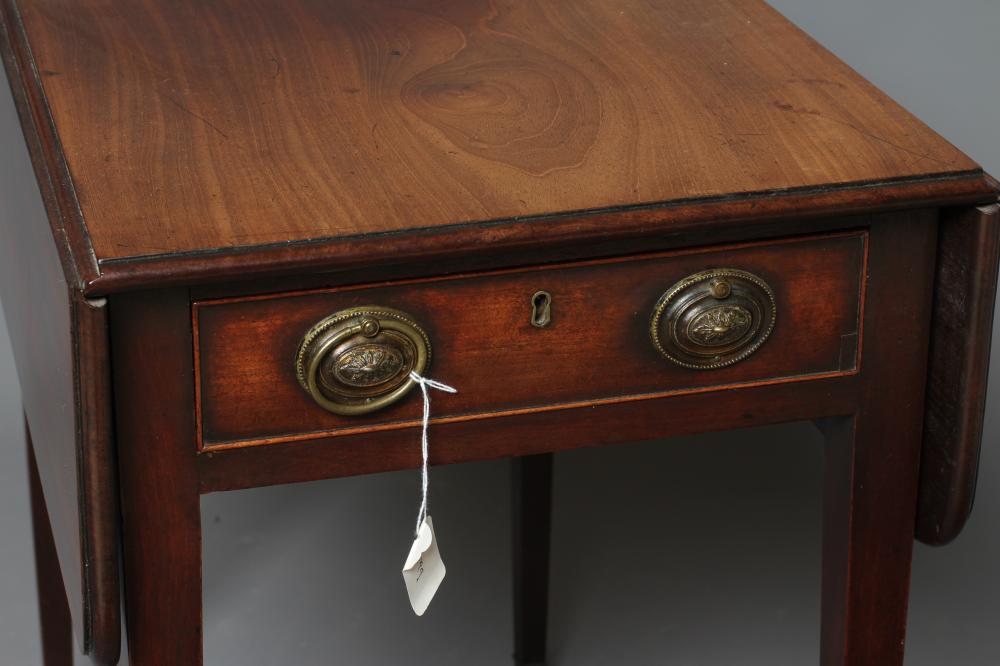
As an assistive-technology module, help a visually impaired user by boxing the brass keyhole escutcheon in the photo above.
[295,306,431,415]
[531,291,552,328]
[650,269,776,369]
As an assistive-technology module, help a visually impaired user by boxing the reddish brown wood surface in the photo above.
[183,212,873,303]
[5,0,992,288]
[93,175,996,296]
[71,295,120,666]
[113,290,203,666]
[27,421,75,666]
[918,203,1000,545]
[0,18,119,662]
[819,213,938,665]
[196,232,865,448]
[0,0,97,288]
[0,0,995,661]
[199,372,861,493]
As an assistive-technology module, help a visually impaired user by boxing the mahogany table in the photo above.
[2,1,998,664]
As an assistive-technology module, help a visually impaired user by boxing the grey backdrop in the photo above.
[1,1,997,664]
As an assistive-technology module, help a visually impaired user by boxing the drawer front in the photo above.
[195,232,866,450]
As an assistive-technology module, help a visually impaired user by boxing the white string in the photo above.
[409,371,457,536]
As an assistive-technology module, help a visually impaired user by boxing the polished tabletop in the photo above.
[12,0,982,267]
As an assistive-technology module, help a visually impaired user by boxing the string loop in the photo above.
[409,371,457,535]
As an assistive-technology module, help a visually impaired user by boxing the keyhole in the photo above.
[531,291,552,328]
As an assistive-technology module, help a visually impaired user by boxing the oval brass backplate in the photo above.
[649,269,776,369]
[295,306,431,415]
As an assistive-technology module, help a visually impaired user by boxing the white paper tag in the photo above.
[402,516,446,616]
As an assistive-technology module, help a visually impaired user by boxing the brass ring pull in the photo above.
[650,268,776,369]
[295,306,431,415]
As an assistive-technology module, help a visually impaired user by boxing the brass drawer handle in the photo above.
[650,269,776,369]
[295,306,431,415]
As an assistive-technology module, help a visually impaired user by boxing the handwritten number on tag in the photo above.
[402,516,446,615]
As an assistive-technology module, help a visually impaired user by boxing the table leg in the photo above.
[512,453,553,665]
[27,416,75,666]
[113,290,203,666]
[819,410,923,666]
[816,215,938,666]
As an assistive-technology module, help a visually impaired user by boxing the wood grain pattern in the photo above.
[0,0,994,661]
[176,207,954,302]
[11,0,986,268]
[195,232,866,449]
[918,204,1000,545]
[0,25,119,662]
[91,175,996,296]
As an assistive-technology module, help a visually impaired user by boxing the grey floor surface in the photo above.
[1,1,998,664]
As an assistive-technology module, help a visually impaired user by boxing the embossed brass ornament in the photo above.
[296,306,431,415]
[688,304,752,346]
[650,269,776,369]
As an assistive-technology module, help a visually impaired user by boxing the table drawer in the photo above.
[195,232,866,450]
